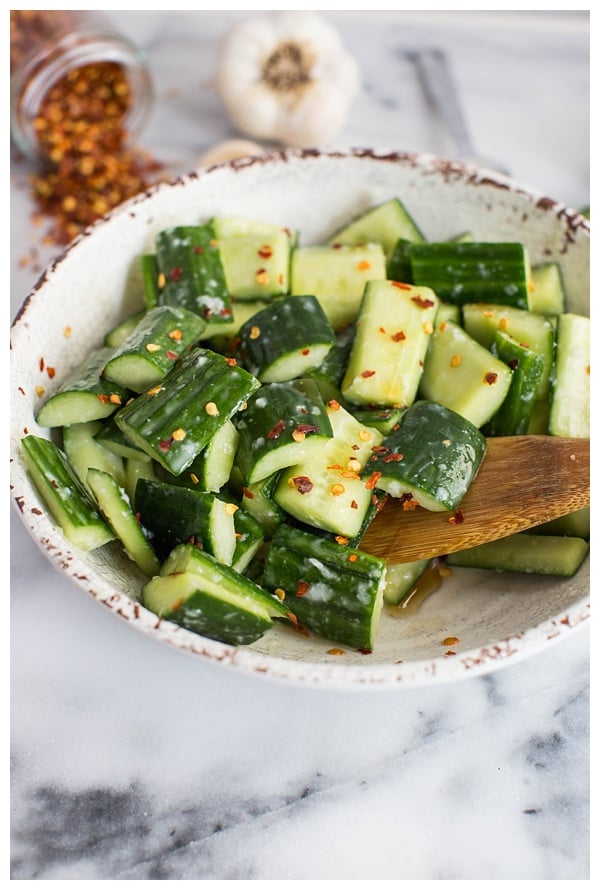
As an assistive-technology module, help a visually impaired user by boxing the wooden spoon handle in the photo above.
[361,436,590,563]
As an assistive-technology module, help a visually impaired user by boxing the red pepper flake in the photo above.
[331,242,343,249]
[225,357,237,366]
[391,281,412,291]
[327,648,345,656]
[47,366,56,378]
[335,535,349,545]
[364,470,382,490]
[357,647,372,654]
[169,266,183,282]
[192,246,204,254]
[371,444,388,454]
[449,509,464,524]
[158,438,173,452]
[347,553,358,563]
[242,486,254,499]
[296,423,320,434]
[360,369,376,378]
[267,419,286,439]
[292,475,313,494]
[484,372,499,385]
[301,348,310,356]
[350,500,359,509]
[391,331,406,342]
[258,244,273,259]
[165,350,179,360]
[411,294,435,308]
[220,307,233,317]
[328,399,341,411]
[97,394,109,404]
[383,452,404,462]
[401,497,420,511]
[508,359,520,370]
[443,636,460,646]
[296,580,309,597]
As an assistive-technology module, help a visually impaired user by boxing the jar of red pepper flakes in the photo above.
[10,10,162,246]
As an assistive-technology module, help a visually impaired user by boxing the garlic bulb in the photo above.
[215,12,361,148]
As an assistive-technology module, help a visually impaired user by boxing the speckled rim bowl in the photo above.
[10,148,590,690]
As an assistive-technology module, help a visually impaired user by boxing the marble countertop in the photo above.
[10,10,590,881]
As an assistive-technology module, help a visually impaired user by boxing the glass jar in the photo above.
[10,10,154,165]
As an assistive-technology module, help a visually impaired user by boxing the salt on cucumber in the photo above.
[446,533,589,577]
[86,468,161,577]
[21,435,115,551]
[262,524,387,651]
[341,280,438,408]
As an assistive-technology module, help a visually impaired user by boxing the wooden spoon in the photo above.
[361,435,590,563]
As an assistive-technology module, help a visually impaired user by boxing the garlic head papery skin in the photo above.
[215,12,361,148]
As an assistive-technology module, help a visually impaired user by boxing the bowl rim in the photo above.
[10,147,590,691]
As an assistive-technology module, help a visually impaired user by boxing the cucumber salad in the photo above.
[22,198,590,653]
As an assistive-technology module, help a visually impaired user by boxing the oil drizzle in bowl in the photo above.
[386,561,451,617]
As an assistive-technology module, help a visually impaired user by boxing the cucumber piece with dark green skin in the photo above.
[386,238,413,283]
[262,524,387,651]
[461,303,556,401]
[341,280,439,408]
[134,477,238,565]
[362,400,487,511]
[86,468,161,577]
[548,313,590,438]
[155,419,239,493]
[63,420,127,492]
[328,197,426,258]
[235,295,336,383]
[104,309,146,348]
[155,224,234,324]
[140,254,160,309]
[410,242,531,309]
[350,407,406,436]
[529,262,566,315]
[94,417,152,462]
[534,506,590,540]
[218,230,291,300]
[114,346,260,476]
[273,403,384,540]
[145,541,291,645]
[240,472,286,538]
[102,305,207,393]
[419,320,512,428]
[446,533,589,577]
[233,378,333,484]
[290,243,387,330]
[124,455,156,503]
[486,330,544,436]
[35,347,130,428]
[21,435,115,551]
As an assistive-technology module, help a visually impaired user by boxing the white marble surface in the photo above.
[10,10,590,881]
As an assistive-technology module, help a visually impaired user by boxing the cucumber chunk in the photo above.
[21,435,115,551]
[383,559,432,606]
[218,230,291,300]
[529,262,566,315]
[35,347,129,428]
[86,468,161,577]
[548,313,590,438]
[362,400,487,512]
[328,197,426,258]
[63,420,126,492]
[263,524,387,651]
[446,533,589,576]
[236,295,335,382]
[419,320,512,428]
[290,243,386,330]
[104,309,146,348]
[486,331,544,436]
[341,280,438,408]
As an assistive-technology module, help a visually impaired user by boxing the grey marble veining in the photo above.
[10,10,590,881]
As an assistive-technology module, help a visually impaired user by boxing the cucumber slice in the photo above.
[140,254,160,309]
[535,507,590,540]
[486,330,544,436]
[21,435,115,551]
[446,533,589,577]
[274,403,384,539]
[350,407,406,436]
[86,468,161,577]
[328,197,426,258]
[63,420,126,492]
[134,478,238,565]
[234,378,333,484]
[218,230,291,300]
[231,507,265,574]
[290,243,387,330]
[419,320,512,428]
[548,313,590,438]
[410,242,531,309]
[529,262,566,315]
[362,400,487,512]
[115,346,260,476]
[236,295,335,383]
[386,238,413,283]
[94,418,151,462]
[102,305,207,393]
[341,280,438,408]
[383,559,432,606]
[35,347,129,428]
[262,524,387,651]
[156,419,239,493]
[124,455,156,503]
[461,303,555,400]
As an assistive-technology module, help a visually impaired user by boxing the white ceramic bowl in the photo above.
[10,148,590,690]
